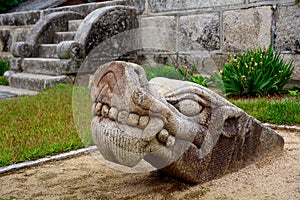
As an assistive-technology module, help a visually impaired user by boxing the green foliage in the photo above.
[188,75,207,86]
[0,59,9,85]
[207,72,225,92]
[143,65,184,80]
[0,0,27,13]
[0,84,85,167]
[0,76,8,85]
[231,96,300,125]
[288,90,299,97]
[221,46,294,97]
[178,66,207,87]
[0,59,9,76]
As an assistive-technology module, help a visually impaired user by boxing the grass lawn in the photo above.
[0,84,299,167]
[0,84,84,167]
[231,97,300,126]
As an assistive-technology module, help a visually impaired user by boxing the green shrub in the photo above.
[0,59,9,76]
[0,76,8,86]
[0,59,9,86]
[178,66,207,87]
[143,65,184,80]
[0,0,27,13]
[221,46,294,97]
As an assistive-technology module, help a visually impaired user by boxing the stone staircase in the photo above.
[2,5,137,96]
[10,20,83,92]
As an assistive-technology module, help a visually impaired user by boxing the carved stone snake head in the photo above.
[90,61,284,183]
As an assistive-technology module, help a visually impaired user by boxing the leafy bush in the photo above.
[0,59,9,86]
[0,0,27,13]
[143,65,184,80]
[221,46,294,97]
[0,76,8,85]
[0,59,9,76]
[178,66,207,87]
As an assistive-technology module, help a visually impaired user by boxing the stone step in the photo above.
[54,31,76,44]
[22,58,62,75]
[7,73,72,91]
[0,85,38,97]
[68,20,83,32]
[38,44,58,58]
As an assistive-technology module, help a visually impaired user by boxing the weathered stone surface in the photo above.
[0,29,11,52]
[11,42,34,57]
[0,26,32,54]
[139,16,177,51]
[38,44,58,59]
[74,6,137,56]
[9,57,22,71]
[90,61,284,183]
[54,32,76,44]
[275,5,300,53]
[6,72,72,91]
[27,11,83,46]
[12,27,33,42]
[223,6,272,52]
[10,11,83,57]
[0,11,41,26]
[135,52,177,67]
[22,58,61,75]
[179,13,220,51]
[177,53,222,76]
[249,0,287,2]
[68,20,83,32]
[0,85,38,96]
[43,0,126,16]
[126,0,146,14]
[148,0,244,13]
[282,54,300,81]
[57,41,84,59]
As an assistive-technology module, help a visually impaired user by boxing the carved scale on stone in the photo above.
[90,61,284,183]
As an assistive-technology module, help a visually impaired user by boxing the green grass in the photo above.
[0,84,85,167]
[231,96,300,125]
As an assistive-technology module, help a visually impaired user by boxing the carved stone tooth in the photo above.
[101,105,109,118]
[157,129,169,143]
[138,116,150,128]
[127,113,139,126]
[166,135,175,147]
[108,107,118,120]
[118,111,129,124]
[93,102,102,116]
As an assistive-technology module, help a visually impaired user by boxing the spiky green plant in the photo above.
[221,46,294,97]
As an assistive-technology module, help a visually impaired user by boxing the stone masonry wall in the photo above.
[134,0,300,83]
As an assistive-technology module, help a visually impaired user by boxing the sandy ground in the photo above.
[0,130,299,200]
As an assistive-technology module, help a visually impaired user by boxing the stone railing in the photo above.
[0,0,127,59]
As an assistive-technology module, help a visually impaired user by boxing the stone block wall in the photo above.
[134,0,300,82]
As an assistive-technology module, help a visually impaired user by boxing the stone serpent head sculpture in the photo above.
[90,61,284,183]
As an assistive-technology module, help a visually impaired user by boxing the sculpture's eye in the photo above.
[175,99,203,117]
